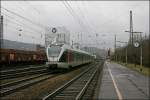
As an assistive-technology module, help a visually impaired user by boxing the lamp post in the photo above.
[140,40,143,71]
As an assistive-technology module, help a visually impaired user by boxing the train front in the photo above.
[46,44,62,69]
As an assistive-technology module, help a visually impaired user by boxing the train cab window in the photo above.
[48,45,61,57]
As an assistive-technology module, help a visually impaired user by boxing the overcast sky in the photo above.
[1,1,149,49]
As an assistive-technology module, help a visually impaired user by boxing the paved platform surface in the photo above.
[98,62,149,100]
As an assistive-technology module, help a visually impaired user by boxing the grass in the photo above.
[118,62,150,76]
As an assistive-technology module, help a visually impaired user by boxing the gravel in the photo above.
[1,64,90,100]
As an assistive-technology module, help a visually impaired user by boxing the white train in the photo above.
[46,43,94,69]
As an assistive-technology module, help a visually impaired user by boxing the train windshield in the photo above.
[48,45,61,57]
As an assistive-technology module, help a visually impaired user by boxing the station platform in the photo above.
[96,62,149,100]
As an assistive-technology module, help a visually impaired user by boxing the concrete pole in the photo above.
[140,46,142,67]
[140,33,143,71]
[114,34,116,61]
[130,10,133,45]
[126,46,128,65]
[0,16,3,48]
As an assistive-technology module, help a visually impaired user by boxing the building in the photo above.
[45,26,70,47]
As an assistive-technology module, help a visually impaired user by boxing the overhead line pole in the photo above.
[125,11,144,68]
[0,16,3,49]
[125,30,143,67]
[140,33,143,71]
[114,34,117,61]
[130,10,133,45]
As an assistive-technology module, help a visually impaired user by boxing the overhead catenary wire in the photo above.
[23,1,41,15]
[1,7,45,40]
[74,1,99,46]
[3,22,43,39]
[62,1,91,34]
[2,18,44,44]
[4,24,43,41]
[62,1,98,48]
[66,1,92,34]
[81,1,128,49]
[80,1,98,34]
[1,7,46,29]
[62,1,83,31]
[73,2,92,34]
[2,13,43,35]
[65,1,101,47]
[22,0,44,28]
[2,13,44,40]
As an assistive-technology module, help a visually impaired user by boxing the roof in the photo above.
[63,44,92,55]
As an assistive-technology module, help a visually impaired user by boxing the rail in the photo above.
[42,63,100,100]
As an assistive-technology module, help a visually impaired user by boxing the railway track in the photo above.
[0,73,47,88]
[0,65,48,80]
[0,63,93,97]
[0,72,60,97]
[42,62,101,100]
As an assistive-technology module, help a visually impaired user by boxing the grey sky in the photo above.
[1,1,149,49]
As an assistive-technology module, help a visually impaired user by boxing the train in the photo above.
[46,43,95,69]
[0,39,95,68]
[0,39,46,65]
